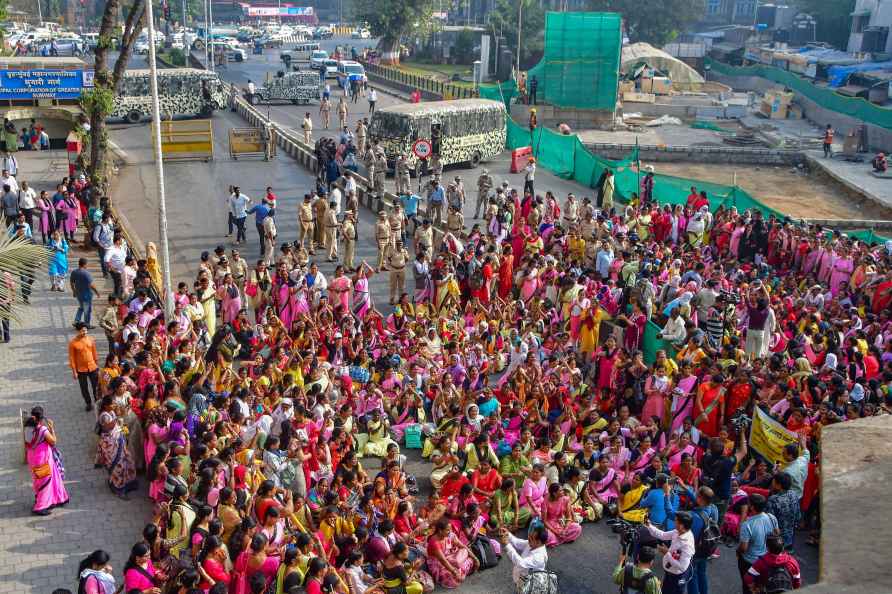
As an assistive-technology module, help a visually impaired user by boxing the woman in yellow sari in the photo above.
[579,301,608,359]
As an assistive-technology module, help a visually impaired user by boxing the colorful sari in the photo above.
[95,411,138,496]
[24,424,69,513]
[426,533,474,589]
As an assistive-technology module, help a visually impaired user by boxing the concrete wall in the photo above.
[707,71,892,152]
[511,103,616,129]
[584,141,804,165]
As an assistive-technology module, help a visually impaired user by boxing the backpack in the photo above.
[620,564,655,594]
[763,563,794,594]
[694,509,722,558]
[470,536,499,570]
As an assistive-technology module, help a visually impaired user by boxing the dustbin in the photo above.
[510,146,532,173]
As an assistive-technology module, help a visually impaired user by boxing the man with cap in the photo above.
[395,153,411,196]
[524,157,536,197]
[563,193,579,227]
[389,203,405,247]
[230,248,248,296]
[386,239,410,304]
[375,210,392,271]
[323,200,340,262]
[475,168,493,219]
[414,219,433,255]
[447,176,464,211]
[374,150,387,198]
[341,212,358,271]
[298,194,315,252]
[446,205,464,237]
[312,190,328,250]
[355,118,368,156]
[430,153,443,184]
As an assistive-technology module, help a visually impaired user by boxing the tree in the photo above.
[452,28,476,64]
[0,231,48,325]
[352,0,434,64]
[588,0,704,47]
[488,0,546,70]
[80,0,146,195]
[798,0,854,50]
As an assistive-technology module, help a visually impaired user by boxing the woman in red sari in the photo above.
[694,373,726,438]
[497,245,514,300]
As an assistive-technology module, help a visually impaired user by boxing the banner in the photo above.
[749,407,799,464]
[246,6,313,16]
[0,69,93,100]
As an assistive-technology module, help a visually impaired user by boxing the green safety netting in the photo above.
[706,57,892,131]
[502,116,889,245]
[525,12,622,110]
[478,79,517,110]
[643,321,676,365]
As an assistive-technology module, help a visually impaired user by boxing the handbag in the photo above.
[31,463,51,479]
[517,570,559,594]
[245,282,258,297]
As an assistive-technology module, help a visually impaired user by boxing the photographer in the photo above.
[637,473,679,531]
[499,522,548,589]
[701,435,748,523]
[613,546,662,594]
[644,512,695,594]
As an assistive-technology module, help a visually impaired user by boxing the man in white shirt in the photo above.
[228,188,251,244]
[329,184,342,216]
[1,169,18,193]
[2,153,17,176]
[103,236,128,298]
[17,181,36,230]
[646,512,696,594]
[247,79,256,96]
[523,158,536,196]
[659,307,688,347]
[500,524,548,589]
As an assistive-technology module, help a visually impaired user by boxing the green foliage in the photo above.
[168,48,187,66]
[452,28,476,64]
[489,0,546,69]
[80,86,115,118]
[798,0,854,50]
[352,0,435,43]
[587,0,704,46]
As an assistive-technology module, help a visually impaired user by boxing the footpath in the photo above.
[0,150,152,594]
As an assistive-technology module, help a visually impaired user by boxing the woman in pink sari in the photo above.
[519,463,548,510]
[541,482,582,546]
[519,264,539,303]
[328,265,353,313]
[426,519,477,588]
[55,192,81,241]
[36,191,55,244]
[23,406,69,515]
[216,273,242,324]
[670,364,699,434]
[829,246,854,297]
[272,264,298,330]
[123,543,160,593]
[353,262,374,319]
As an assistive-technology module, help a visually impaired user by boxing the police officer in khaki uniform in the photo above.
[414,218,433,255]
[389,203,404,247]
[312,191,328,249]
[374,150,387,198]
[395,154,411,196]
[375,210,392,271]
[355,119,368,156]
[341,212,357,271]
[386,239,410,304]
[298,194,315,252]
[446,205,464,237]
[430,153,443,184]
[323,201,340,261]
[475,169,493,219]
[563,193,579,228]
[230,248,248,295]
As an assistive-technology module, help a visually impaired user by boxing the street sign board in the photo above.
[0,69,93,100]
[412,138,432,160]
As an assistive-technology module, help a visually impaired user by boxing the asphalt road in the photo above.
[105,36,820,594]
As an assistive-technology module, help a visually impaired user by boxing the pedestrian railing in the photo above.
[358,60,479,101]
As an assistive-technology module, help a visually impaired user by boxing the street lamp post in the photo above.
[516,0,522,76]
[144,0,174,317]
[208,0,215,73]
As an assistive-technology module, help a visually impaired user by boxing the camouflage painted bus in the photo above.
[113,68,227,123]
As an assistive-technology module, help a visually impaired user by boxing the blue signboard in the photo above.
[0,69,94,100]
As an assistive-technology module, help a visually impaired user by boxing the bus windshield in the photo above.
[370,112,410,138]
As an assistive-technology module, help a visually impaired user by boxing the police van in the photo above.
[113,68,227,123]
[247,71,320,105]
[369,98,506,169]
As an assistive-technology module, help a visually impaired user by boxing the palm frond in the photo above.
[0,223,50,324]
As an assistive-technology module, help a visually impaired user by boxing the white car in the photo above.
[321,59,338,78]
[134,37,152,54]
[351,28,371,39]
[309,50,329,69]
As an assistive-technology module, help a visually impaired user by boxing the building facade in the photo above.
[848,0,892,54]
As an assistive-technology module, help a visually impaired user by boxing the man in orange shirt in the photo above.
[68,322,99,411]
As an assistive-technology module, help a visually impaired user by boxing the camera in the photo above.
[719,290,740,305]
[729,409,752,434]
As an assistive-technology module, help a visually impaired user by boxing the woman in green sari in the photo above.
[491,478,531,531]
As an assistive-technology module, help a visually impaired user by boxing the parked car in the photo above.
[321,59,338,78]
[38,36,86,56]
[351,28,371,39]
[134,36,153,54]
[309,50,329,70]
[313,26,333,40]
[336,60,366,90]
